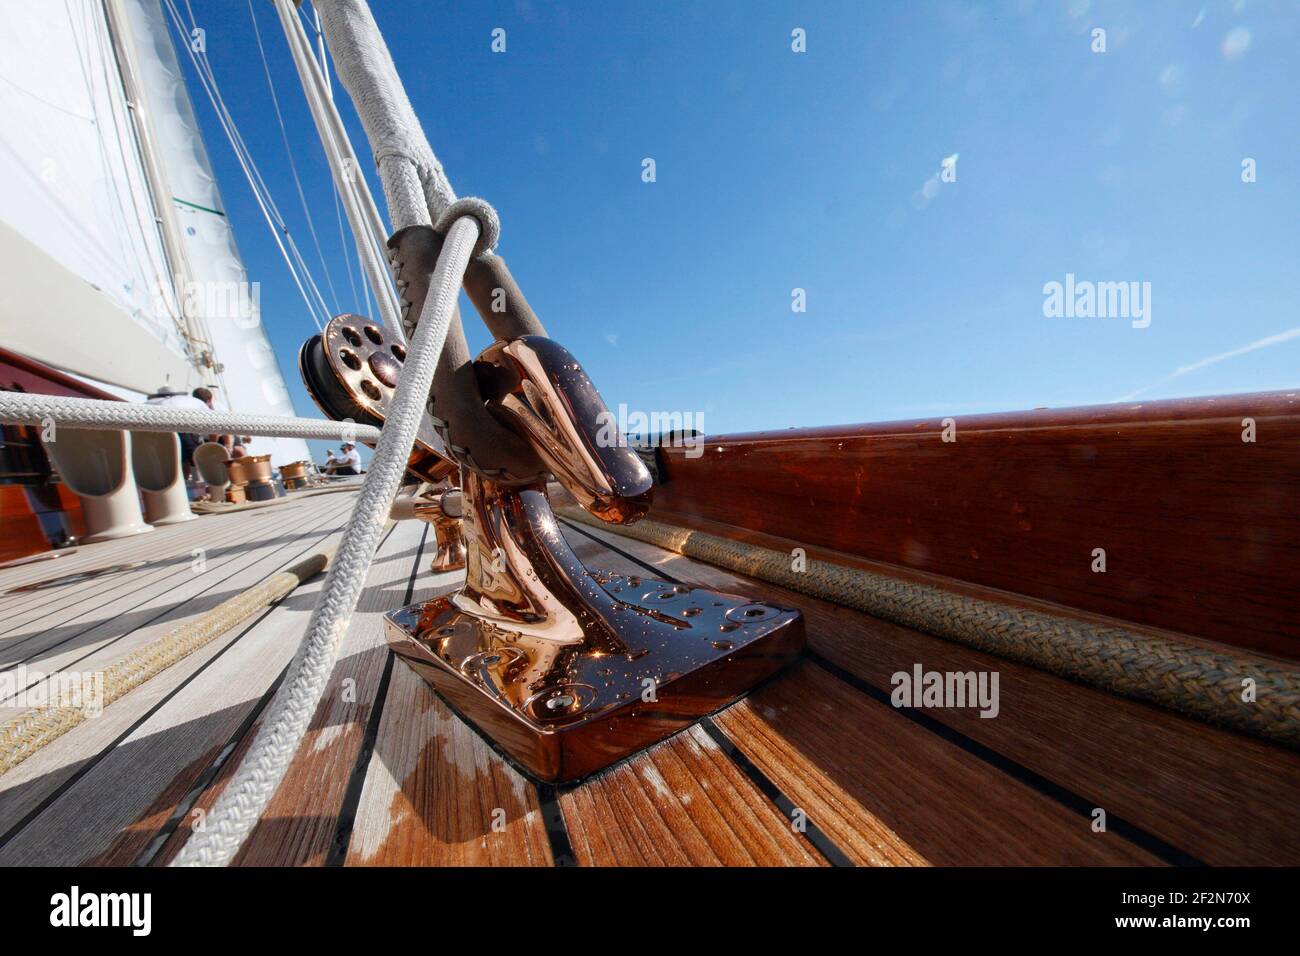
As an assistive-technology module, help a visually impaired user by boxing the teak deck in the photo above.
[1,488,1297,867]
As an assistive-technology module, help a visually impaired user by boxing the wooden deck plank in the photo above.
[0,507,248,604]
[130,519,434,867]
[0,493,346,646]
[0,505,300,641]
[0,489,357,609]
[0,496,354,714]
[561,518,1300,866]
[561,529,1153,866]
[559,724,823,866]
[0,494,358,840]
[715,663,1158,865]
[343,644,554,867]
[0,502,367,866]
[0,492,338,615]
[0,602,256,844]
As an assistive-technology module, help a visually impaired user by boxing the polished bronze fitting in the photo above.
[243,454,274,483]
[280,460,311,490]
[427,489,467,573]
[396,486,468,573]
[383,335,804,783]
[299,314,467,567]
[475,336,652,523]
[298,314,456,485]
[383,472,804,782]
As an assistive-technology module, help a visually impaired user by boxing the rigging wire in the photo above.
[161,0,330,331]
[273,0,404,335]
[180,32,334,329]
[331,163,362,314]
[246,0,341,317]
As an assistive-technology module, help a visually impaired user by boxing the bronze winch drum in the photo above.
[245,481,279,502]
[242,455,280,501]
[280,460,311,490]
[243,454,274,482]
[228,455,279,501]
[225,458,252,485]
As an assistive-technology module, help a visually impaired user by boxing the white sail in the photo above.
[116,0,309,464]
[0,0,192,390]
[0,0,311,466]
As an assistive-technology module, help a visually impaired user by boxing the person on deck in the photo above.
[190,387,240,455]
[332,441,362,476]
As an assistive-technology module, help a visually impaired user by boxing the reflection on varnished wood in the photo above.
[656,391,1300,661]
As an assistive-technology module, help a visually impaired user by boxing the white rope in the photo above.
[0,394,381,443]
[169,215,479,867]
[312,0,457,227]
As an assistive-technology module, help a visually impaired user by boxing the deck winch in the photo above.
[298,265,805,783]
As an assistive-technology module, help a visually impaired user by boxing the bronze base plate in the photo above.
[382,570,804,783]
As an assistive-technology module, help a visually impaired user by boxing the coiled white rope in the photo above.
[0,394,381,444]
[169,214,479,866]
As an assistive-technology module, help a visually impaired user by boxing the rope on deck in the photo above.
[557,507,1300,751]
[0,544,339,778]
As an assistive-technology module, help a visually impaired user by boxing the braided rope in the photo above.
[0,394,382,443]
[170,216,478,866]
[0,544,338,778]
[314,0,455,225]
[558,507,1300,750]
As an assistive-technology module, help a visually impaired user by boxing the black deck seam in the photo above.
[560,517,1207,868]
[0,502,356,702]
[136,518,400,867]
[560,518,853,867]
[326,521,426,867]
[536,784,578,866]
[808,652,1205,866]
[697,717,854,866]
[0,599,290,852]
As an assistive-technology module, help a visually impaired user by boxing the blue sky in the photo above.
[175,0,1299,460]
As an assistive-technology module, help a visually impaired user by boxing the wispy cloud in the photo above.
[1117,326,1300,401]
[603,332,619,347]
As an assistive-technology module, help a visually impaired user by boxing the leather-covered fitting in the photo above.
[386,227,547,484]
[387,225,444,342]
[463,254,546,342]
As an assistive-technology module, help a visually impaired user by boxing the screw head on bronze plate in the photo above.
[383,571,804,783]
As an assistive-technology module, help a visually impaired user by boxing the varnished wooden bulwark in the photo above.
[655,392,1300,661]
